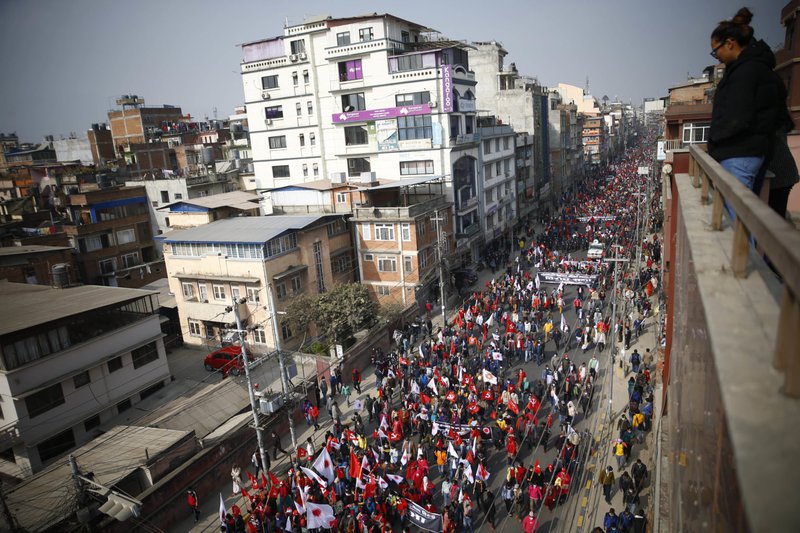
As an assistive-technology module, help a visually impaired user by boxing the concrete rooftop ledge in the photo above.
[676,173,799,531]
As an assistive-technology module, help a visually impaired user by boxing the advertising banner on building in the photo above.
[332,104,432,123]
[406,499,444,532]
[441,64,453,113]
[535,272,598,286]
[375,119,399,152]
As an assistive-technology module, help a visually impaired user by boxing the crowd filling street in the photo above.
[195,132,664,533]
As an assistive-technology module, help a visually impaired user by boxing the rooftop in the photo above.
[267,179,358,192]
[161,215,327,244]
[157,190,260,212]
[0,245,71,256]
[0,281,157,336]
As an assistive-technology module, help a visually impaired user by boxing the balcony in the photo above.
[352,196,449,221]
[657,146,800,532]
[456,224,480,239]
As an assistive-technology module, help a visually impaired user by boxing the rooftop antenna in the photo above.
[584,75,590,95]
[284,16,289,28]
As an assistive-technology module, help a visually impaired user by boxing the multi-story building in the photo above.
[582,115,606,166]
[162,215,355,350]
[477,122,517,246]
[157,190,260,230]
[62,186,165,287]
[107,95,184,155]
[663,72,717,150]
[239,13,484,259]
[0,245,75,286]
[0,281,170,477]
[514,133,536,220]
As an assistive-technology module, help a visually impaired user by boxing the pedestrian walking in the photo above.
[599,466,615,504]
[187,488,200,523]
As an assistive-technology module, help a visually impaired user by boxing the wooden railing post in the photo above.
[774,287,800,398]
[711,190,724,230]
[731,218,750,278]
[701,173,710,204]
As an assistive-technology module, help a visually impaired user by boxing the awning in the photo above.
[273,264,308,280]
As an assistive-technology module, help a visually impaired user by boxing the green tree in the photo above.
[283,293,316,346]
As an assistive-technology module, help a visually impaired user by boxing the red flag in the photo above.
[269,470,280,487]
[399,356,409,365]
[420,392,431,405]
[241,487,253,503]
[363,476,377,499]
[349,449,360,480]
[453,432,464,446]
[261,472,269,489]
[482,390,494,402]
[446,390,457,402]
[389,431,402,443]
[477,463,490,481]
[508,399,520,415]
[297,447,308,460]
[467,402,480,414]
[246,470,259,489]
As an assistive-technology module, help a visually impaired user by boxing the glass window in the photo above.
[336,192,348,204]
[341,93,366,112]
[231,286,240,301]
[378,286,391,296]
[303,164,308,177]
[344,126,369,145]
[338,59,363,81]
[337,32,351,46]
[290,40,305,54]
[212,284,225,301]
[261,75,278,89]
[188,319,202,337]
[73,371,90,389]
[400,160,434,175]
[292,71,298,86]
[37,428,75,462]
[483,140,492,154]
[307,101,313,115]
[247,286,260,303]
[396,91,430,106]
[362,223,371,240]
[313,163,319,176]
[377,256,397,272]
[121,252,139,269]
[374,223,395,241]
[347,157,370,177]
[401,31,410,43]
[296,102,302,116]
[253,328,267,344]
[303,70,309,84]
[359,27,374,41]
[131,341,159,369]
[269,136,287,149]
[503,137,510,150]
[116,228,135,245]
[299,133,305,147]
[273,165,290,178]
[281,322,293,341]
[108,356,123,373]
[404,256,413,272]
[198,283,208,301]
[397,115,432,141]
[25,383,65,418]
[310,133,316,145]
[291,275,302,293]
[394,54,422,72]
[265,106,283,119]
[401,223,411,241]
[420,249,429,269]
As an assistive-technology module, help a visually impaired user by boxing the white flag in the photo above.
[219,493,227,524]
[432,420,440,436]
[560,312,568,332]
[448,441,459,458]
[306,502,335,529]
[492,351,503,361]
[427,378,438,395]
[535,274,541,290]
[377,476,389,490]
[411,381,420,395]
[463,462,474,484]
[301,466,327,488]
[482,369,498,385]
[387,473,404,484]
[312,447,336,484]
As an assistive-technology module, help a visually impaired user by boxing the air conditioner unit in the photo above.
[261,91,271,100]
[329,172,347,184]
[299,52,307,60]
[266,119,273,126]
[289,54,298,62]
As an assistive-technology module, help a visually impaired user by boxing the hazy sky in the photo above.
[0,0,787,143]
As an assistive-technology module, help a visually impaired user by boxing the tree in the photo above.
[284,293,317,346]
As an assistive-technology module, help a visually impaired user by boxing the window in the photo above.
[483,140,492,154]
[212,284,226,300]
[269,136,287,149]
[98,258,116,274]
[682,123,710,144]
[73,371,90,389]
[503,137,510,150]
[378,286,391,296]
[261,75,278,89]
[25,383,65,418]
[276,282,287,300]
[309,133,316,146]
[404,256,413,272]
[465,115,474,134]
[400,160,434,175]
[377,256,397,272]
[291,275,302,294]
[396,91,430,106]
[182,282,195,300]
[495,161,502,175]
[292,71,298,86]
[296,102,302,116]
[336,192,348,204]
[303,164,309,177]
[375,223,395,241]
[108,356,123,373]
[303,70,309,84]
[37,428,75,462]
[84,415,101,432]
[331,252,353,273]
[290,39,305,54]
[337,32,351,46]
[364,254,374,261]
[362,223,371,240]
[394,54,423,72]
[338,59,363,81]
[504,159,511,174]
[160,191,169,203]
[273,165,290,178]
[188,319,202,337]
[116,228,135,245]
[397,115,432,140]
[174,193,182,200]
[344,126,369,145]
[347,157,371,177]
[313,163,319,177]
[231,286,241,301]
[307,101,313,115]
[420,249,429,269]
[495,138,500,152]
[281,322,293,341]
[247,286,260,303]
[417,219,426,238]
[265,106,283,119]
[117,398,131,413]
[132,341,159,369]
[121,252,139,269]
[401,30,410,43]
[253,328,267,344]
[341,92,366,112]
[139,381,164,399]
[401,223,411,241]
[359,27,374,41]
[299,133,305,147]
[82,234,106,252]
[198,283,208,302]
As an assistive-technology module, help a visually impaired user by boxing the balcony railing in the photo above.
[685,145,800,396]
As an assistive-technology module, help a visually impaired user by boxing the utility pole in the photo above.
[230,299,270,481]
[431,211,447,327]
[266,284,297,452]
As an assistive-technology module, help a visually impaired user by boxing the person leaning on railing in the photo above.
[707,7,788,197]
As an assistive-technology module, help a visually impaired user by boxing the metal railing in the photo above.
[686,145,800,397]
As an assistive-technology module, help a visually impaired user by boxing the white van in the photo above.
[587,240,605,259]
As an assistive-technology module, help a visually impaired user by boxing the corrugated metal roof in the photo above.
[162,215,327,244]
[158,190,260,211]
[354,175,443,191]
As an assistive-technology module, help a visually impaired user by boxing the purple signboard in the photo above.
[441,64,453,113]
[332,104,432,123]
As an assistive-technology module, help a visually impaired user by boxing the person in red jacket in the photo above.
[523,511,539,533]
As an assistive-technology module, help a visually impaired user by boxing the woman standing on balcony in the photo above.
[708,7,786,196]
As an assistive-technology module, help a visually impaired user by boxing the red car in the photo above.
[203,346,246,376]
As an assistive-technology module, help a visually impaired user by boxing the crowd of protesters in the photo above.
[215,131,661,533]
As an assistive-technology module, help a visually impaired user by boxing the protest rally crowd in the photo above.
[212,132,662,533]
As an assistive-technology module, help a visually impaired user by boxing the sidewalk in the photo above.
[576,299,662,531]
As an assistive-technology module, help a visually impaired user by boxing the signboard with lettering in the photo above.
[536,272,598,286]
[375,119,398,152]
[441,65,453,113]
[406,499,443,532]
[331,104,432,123]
